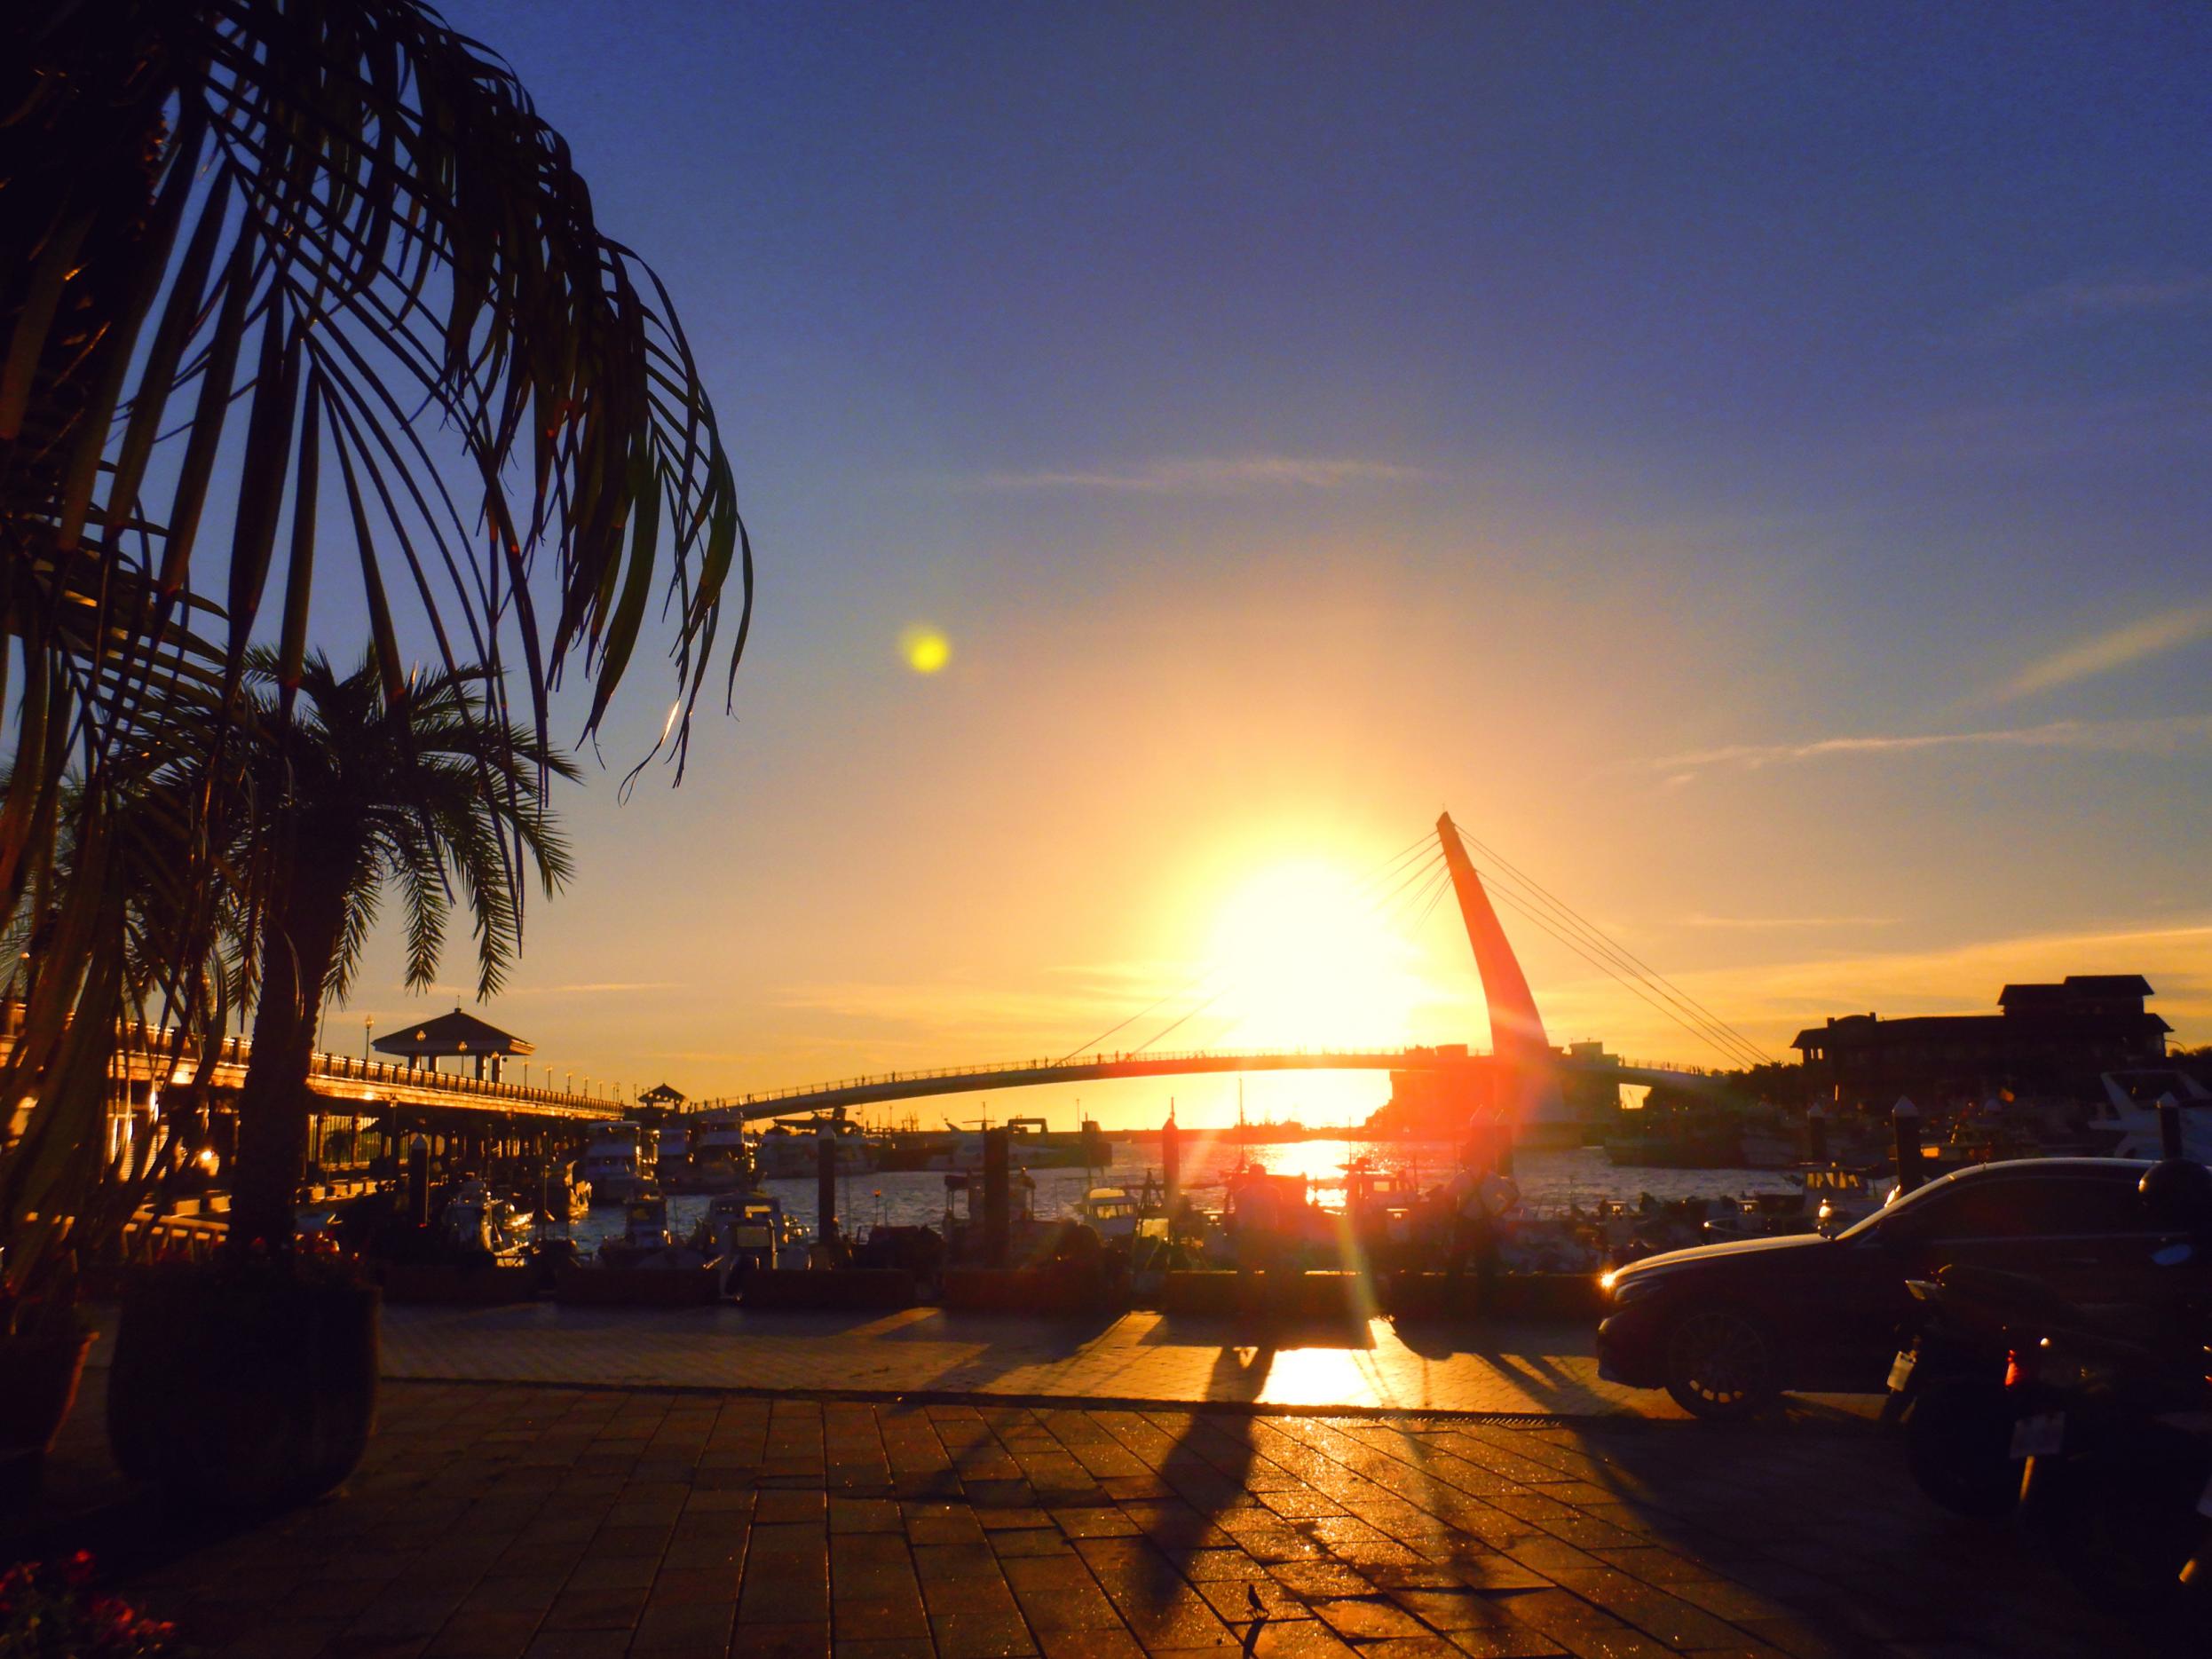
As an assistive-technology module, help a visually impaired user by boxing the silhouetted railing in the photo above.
[697,1046,1722,1114]
[0,1001,617,1117]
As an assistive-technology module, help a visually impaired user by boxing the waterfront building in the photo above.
[1791,974,2170,1107]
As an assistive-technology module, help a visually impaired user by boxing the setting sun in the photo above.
[1205,857,1426,1050]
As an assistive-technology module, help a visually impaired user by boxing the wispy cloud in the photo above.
[1989,271,2212,333]
[1654,713,2212,778]
[1680,913,1900,930]
[1539,918,2212,1062]
[964,454,1426,494]
[1999,604,2212,701]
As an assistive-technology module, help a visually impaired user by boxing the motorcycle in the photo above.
[1885,1254,2212,1634]
[2007,1302,2212,1630]
[1885,1264,2073,1518]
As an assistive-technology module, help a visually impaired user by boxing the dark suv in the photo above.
[1596,1157,2197,1419]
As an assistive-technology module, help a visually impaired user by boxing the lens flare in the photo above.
[900,625,951,674]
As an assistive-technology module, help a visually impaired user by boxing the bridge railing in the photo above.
[705,1045,1506,1112]
[698,1046,1734,1115]
[0,1002,616,1117]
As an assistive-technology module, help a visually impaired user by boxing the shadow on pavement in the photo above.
[1543,1413,2165,1658]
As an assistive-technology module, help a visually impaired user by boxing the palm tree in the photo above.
[225,651,576,1249]
[2,1,747,1304]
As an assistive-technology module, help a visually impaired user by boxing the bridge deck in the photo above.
[714,1047,1714,1119]
[1,1015,619,1122]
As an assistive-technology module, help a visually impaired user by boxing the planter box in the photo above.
[553,1264,722,1308]
[1161,1271,1374,1321]
[941,1266,1111,1317]
[739,1268,916,1312]
[107,1268,378,1510]
[381,1262,539,1306]
[1385,1272,1607,1323]
[0,1329,97,1496]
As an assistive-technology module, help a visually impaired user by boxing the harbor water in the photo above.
[568,1139,1806,1254]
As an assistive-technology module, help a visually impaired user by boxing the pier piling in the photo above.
[2159,1094,2184,1159]
[1891,1098,1923,1193]
[983,1127,1010,1267]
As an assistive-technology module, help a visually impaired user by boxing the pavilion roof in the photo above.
[639,1082,687,1105]
[373,1007,534,1057]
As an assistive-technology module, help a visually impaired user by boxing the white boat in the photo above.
[926,1118,1086,1171]
[692,1190,802,1278]
[580,1123,659,1205]
[754,1115,875,1179]
[676,1118,754,1192]
[596,1196,712,1270]
[2086,1069,2212,1162]
[440,1180,533,1257]
[1074,1186,1142,1242]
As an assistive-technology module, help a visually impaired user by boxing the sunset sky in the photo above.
[331,3,2209,1128]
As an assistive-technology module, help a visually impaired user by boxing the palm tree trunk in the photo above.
[227,856,351,1252]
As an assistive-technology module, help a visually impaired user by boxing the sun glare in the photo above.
[1205,858,1422,1049]
[900,624,951,674]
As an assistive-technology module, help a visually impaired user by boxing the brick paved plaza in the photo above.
[371,1304,1674,1418]
[13,1307,2163,1659]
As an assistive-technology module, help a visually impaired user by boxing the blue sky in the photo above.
[324,2,2211,1123]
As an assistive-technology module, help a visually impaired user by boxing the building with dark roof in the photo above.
[1792,975,2169,1106]
[372,1007,534,1081]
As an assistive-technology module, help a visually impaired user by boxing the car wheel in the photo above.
[1662,1305,1778,1420]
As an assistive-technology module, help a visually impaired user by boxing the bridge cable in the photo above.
[1349,829,1449,902]
[1446,823,1777,1067]
[1054,830,1442,1065]
[1126,989,1228,1057]
[1054,975,1220,1065]
[1478,879,1769,1070]
[1452,823,1777,1065]
[1408,859,1458,936]
[1479,870,1774,1070]
[1363,842,1451,928]
[1478,877,1758,1068]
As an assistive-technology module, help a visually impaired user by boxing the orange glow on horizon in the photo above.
[1205,857,1428,1051]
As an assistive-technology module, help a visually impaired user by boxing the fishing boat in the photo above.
[691,1190,802,1280]
[1074,1186,1142,1242]
[596,1196,714,1270]
[439,1180,534,1258]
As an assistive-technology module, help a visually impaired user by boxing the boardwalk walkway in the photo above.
[16,1310,2161,1659]
[371,1304,1683,1420]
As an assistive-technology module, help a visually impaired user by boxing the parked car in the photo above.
[1596,1157,2200,1419]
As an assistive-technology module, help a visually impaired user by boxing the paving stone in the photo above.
[27,1356,2158,1659]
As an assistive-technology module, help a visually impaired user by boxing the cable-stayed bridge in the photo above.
[42,812,1769,1145]
[707,1045,1719,1122]
[706,813,1773,1132]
